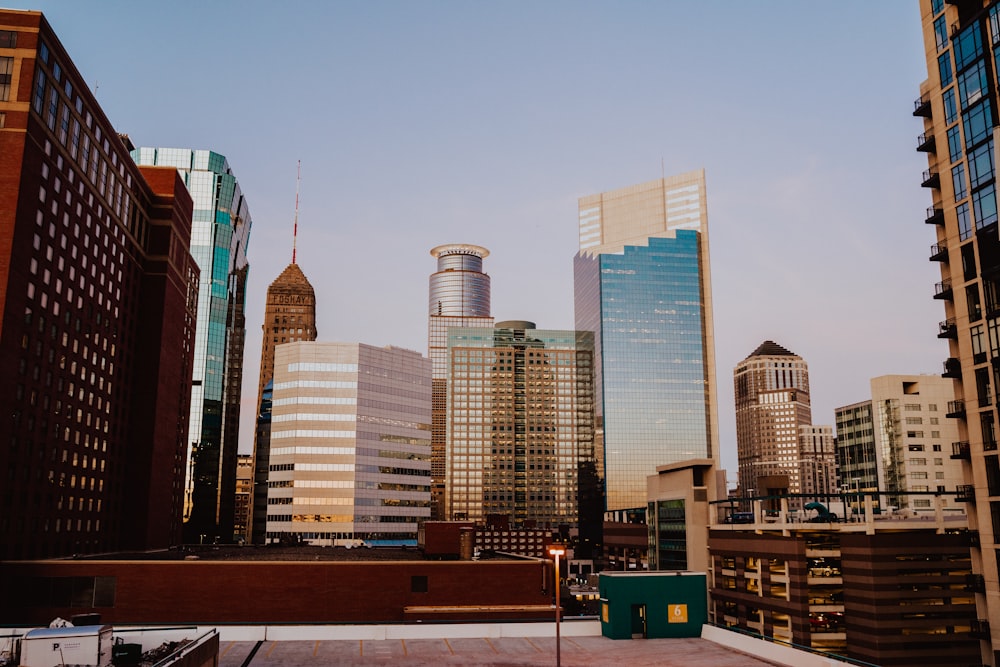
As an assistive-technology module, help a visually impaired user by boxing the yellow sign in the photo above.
[602,603,609,623]
[668,604,688,623]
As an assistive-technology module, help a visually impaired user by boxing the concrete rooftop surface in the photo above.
[217,636,782,667]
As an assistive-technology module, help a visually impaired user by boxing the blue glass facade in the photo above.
[132,147,252,541]
[577,233,712,512]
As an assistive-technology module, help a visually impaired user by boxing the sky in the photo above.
[9,1,941,483]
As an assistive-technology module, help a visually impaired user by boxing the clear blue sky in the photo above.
[9,1,939,482]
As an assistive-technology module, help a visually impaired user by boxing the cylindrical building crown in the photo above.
[428,244,491,317]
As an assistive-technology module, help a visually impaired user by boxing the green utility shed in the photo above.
[598,571,707,639]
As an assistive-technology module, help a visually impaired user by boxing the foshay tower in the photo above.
[250,166,317,543]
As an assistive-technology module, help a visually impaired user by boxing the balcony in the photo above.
[922,169,940,188]
[971,619,990,639]
[943,357,962,378]
[926,206,945,225]
[985,437,998,452]
[938,318,957,338]
[930,243,948,262]
[946,399,966,418]
[913,94,932,117]
[933,278,953,300]
[951,441,971,460]
[916,131,936,152]
[969,530,981,547]
[956,484,976,502]
[966,573,986,593]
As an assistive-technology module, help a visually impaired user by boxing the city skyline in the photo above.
[0,2,942,479]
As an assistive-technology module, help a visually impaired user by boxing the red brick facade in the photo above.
[2,559,556,626]
[0,11,197,559]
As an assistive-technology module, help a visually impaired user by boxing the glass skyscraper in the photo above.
[574,172,719,514]
[444,321,598,532]
[427,244,494,519]
[132,147,252,542]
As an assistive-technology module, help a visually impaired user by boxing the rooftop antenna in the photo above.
[292,160,300,264]
[661,157,665,179]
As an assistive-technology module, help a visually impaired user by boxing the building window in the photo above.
[978,367,993,407]
[953,163,968,201]
[944,87,958,123]
[974,183,998,229]
[984,412,998,449]
[968,285,983,321]
[934,16,948,51]
[32,68,46,114]
[0,56,12,102]
[948,125,964,163]
[958,59,988,110]
[990,458,1000,497]
[973,325,986,358]
[939,52,953,87]
[958,202,973,240]
[963,98,993,148]
[954,24,984,71]
[969,140,995,189]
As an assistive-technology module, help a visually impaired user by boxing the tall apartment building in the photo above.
[427,244,494,519]
[573,171,720,516]
[251,261,317,544]
[443,321,599,535]
[0,10,199,558]
[132,147,252,544]
[916,2,1000,660]
[265,342,431,546]
[734,341,837,503]
[835,375,965,513]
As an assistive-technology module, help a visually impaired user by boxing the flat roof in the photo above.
[65,546,524,562]
[217,636,782,667]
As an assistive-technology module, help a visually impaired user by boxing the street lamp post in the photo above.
[548,544,565,667]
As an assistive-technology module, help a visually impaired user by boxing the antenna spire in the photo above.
[292,160,300,264]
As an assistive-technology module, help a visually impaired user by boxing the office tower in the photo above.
[265,342,431,546]
[917,2,1000,659]
[251,261,317,544]
[443,321,598,533]
[428,244,494,519]
[835,376,966,513]
[733,341,837,502]
[131,147,251,544]
[574,172,720,515]
[234,453,253,543]
[0,10,198,558]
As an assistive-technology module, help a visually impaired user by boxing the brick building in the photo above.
[0,10,198,558]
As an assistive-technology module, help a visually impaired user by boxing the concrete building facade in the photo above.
[0,10,199,558]
[265,342,432,546]
[835,375,965,514]
[709,517,977,666]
